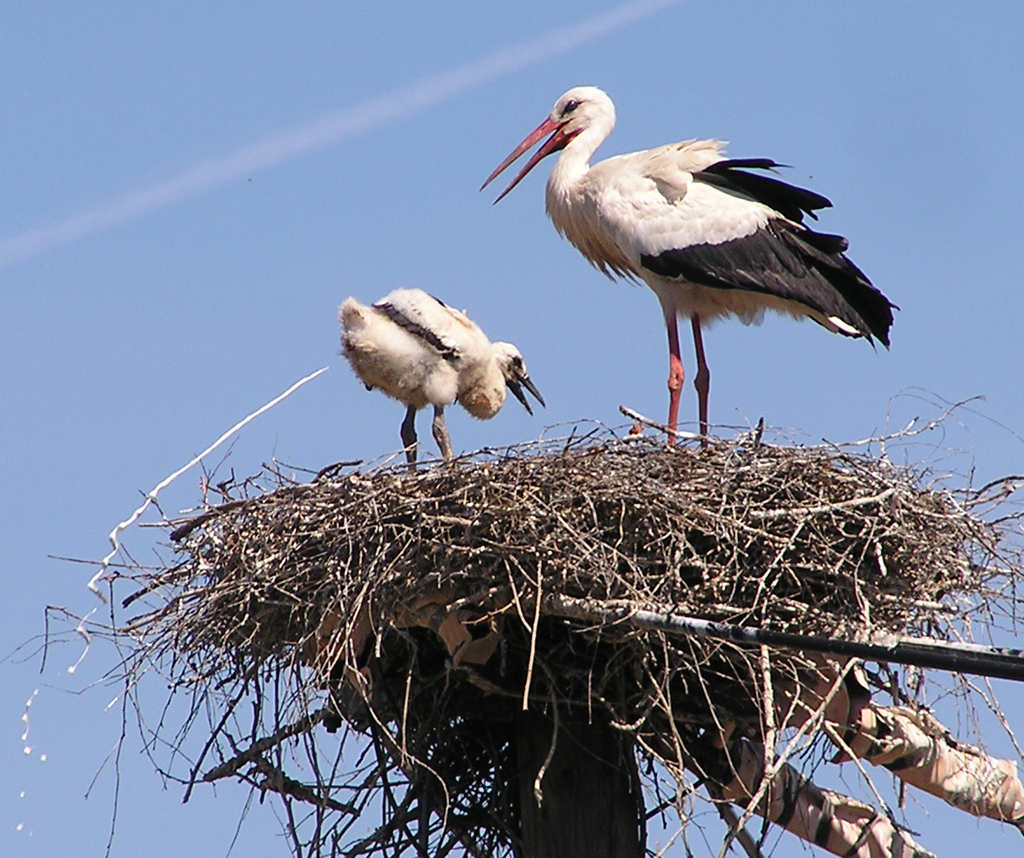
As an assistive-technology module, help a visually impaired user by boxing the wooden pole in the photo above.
[516,709,644,858]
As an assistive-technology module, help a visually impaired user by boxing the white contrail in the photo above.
[0,0,683,269]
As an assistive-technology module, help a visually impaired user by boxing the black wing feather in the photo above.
[704,158,782,171]
[641,220,894,346]
[373,301,461,363]
[777,228,895,343]
[696,159,832,223]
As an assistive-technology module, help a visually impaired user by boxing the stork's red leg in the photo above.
[664,309,684,445]
[691,315,710,445]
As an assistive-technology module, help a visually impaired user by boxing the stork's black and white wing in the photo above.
[589,147,895,345]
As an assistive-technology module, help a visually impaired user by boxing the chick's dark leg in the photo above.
[400,405,418,464]
[432,405,453,461]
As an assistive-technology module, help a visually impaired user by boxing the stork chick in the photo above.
[340,289,544,463]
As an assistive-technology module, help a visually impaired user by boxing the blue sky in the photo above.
[2,2,1023,855]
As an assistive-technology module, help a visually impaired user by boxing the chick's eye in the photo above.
[562,99,580,116]
[512,356,523,368]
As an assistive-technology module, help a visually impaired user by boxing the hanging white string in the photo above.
[86,365,329,600]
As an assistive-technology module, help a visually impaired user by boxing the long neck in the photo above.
[544,116,623,273]
[545,120,610,204]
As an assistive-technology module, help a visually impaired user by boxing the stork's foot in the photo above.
[432,405,454,463]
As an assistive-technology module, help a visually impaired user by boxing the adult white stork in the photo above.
[482,86,895,442]
[340,288,544,463]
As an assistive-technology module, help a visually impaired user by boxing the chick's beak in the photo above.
[507,374,545,416]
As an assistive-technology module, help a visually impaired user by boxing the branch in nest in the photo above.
[252,756,357,814]
[202,706,331,783]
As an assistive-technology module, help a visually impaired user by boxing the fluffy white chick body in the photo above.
[340,288,543,462]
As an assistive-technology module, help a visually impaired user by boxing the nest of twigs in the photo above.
[111,430,1021,857]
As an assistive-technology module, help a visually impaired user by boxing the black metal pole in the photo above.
[544,595,1024,682]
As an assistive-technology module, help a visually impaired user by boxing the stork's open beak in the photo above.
[481,117,576,203]
[507,374,545,416]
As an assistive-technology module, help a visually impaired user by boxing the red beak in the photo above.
[481,117,577,203]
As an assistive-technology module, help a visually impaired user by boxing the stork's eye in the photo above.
[512,356,523,369]
[562,99,580,116]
